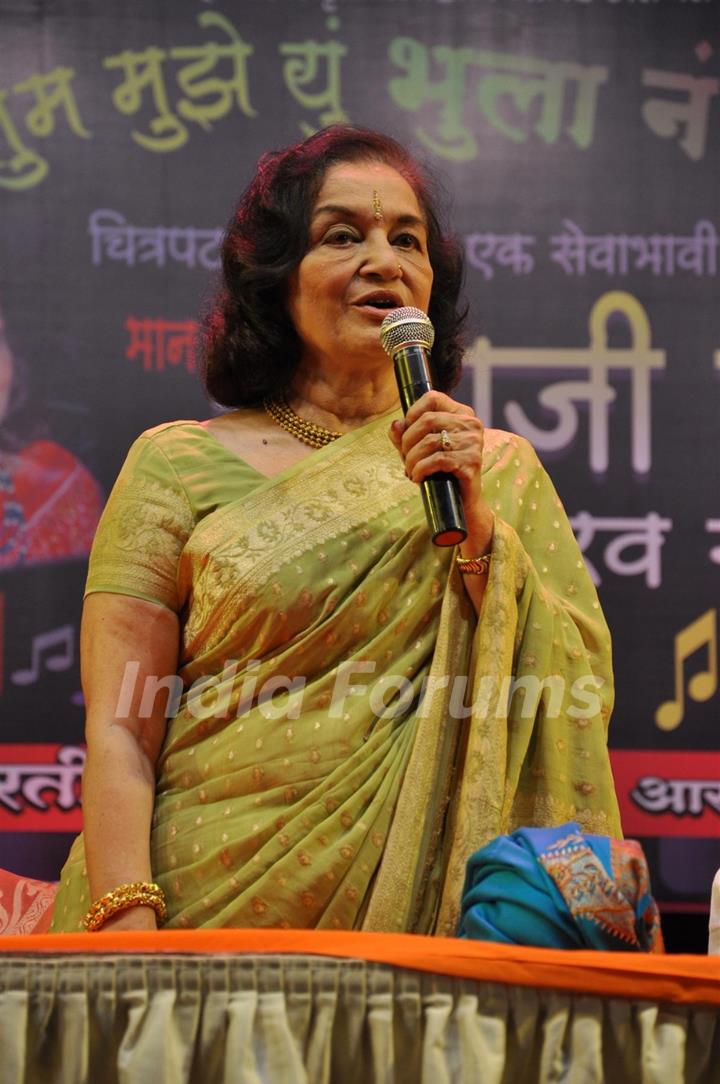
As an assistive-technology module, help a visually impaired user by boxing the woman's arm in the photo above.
[80,592,180,931]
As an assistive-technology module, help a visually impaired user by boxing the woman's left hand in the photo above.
[388,390,494,546]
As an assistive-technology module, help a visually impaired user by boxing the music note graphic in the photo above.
[655,609,718,731]
[10,626,74,687]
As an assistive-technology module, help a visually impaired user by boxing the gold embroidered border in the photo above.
[186,422,421,604]
[361,568,474,934]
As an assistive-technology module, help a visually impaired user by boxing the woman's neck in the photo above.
[289,366,399,431]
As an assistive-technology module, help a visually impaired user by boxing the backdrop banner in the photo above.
[0,0,718,911]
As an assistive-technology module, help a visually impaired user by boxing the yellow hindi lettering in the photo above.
[104,15,257,152]
[13,67,90,140]
[655,609,718,731]
[0,66,90,190]
[172,12,256,128]
[279,38,348,136]
[104,46,187,152]
[0,89,48,190]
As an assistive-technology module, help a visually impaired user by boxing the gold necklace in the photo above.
[264,396,342,449]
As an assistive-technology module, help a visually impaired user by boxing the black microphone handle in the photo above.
[393,344,467,547]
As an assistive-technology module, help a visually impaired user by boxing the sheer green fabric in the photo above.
[1,952,717,1084]
[50,414,620,935]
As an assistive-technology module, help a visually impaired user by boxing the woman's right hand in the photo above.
[95,905,159,932]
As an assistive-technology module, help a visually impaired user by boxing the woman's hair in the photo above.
[201,125,467,407]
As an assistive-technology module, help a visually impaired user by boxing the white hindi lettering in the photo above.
[465,232,536,280]
[467,291,665,474]
[135,226,168,268]
[88,209,136,265]
[89,209,221,270]
[0,746,85,814]
[631,776,720,818]
[550,220,631,276]
[674,221,718,275]
[0,766,23,812]
[706,519,720,566]
[549,220,718,277]
[570,512,672,588]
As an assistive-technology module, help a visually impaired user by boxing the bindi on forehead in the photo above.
[312,167,427,228]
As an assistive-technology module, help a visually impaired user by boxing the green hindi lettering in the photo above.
[389,39,478,161]
[279,39,348,136]
[477,53,607,149]
[104,46,188,152]
[0,90,48,190]
[0,66,90,191]
[172,12,256,128]
[388,38,608,161]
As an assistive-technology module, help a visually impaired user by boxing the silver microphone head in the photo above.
[379,306,435,357]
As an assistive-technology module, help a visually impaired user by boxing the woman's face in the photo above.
[287,160,434,376]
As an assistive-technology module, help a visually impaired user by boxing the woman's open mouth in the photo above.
[353,292,402,316]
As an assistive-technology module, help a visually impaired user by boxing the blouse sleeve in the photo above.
[84,433,194,612]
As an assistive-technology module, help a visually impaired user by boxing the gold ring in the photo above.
[440,429,452,451]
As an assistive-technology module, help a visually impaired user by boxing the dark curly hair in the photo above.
[201,125,467,407]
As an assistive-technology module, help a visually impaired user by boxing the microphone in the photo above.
[380,307,467,547]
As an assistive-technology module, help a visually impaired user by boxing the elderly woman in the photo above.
[49,126,621,936]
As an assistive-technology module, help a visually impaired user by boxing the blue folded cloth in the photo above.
[458,822,663,952]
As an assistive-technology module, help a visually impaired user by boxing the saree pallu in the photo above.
[50,414,621,936]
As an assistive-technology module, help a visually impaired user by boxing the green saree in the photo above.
[50,413,621,936]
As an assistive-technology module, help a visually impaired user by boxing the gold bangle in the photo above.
[456,550,492,575]
[83,881,167,932]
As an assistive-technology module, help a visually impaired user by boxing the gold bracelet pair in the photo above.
[83,880,167,932]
